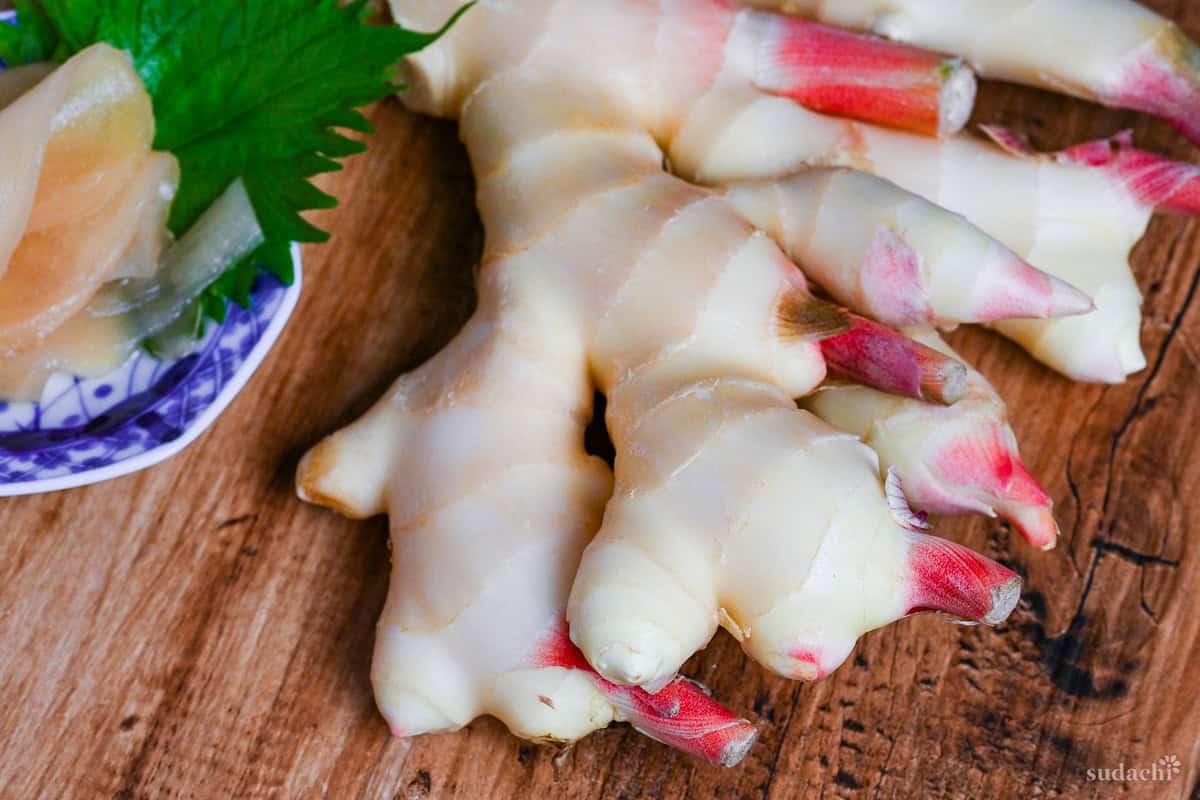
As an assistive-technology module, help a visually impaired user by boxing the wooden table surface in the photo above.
[3,4,1200,798]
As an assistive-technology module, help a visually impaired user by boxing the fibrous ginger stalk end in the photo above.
[608,678,759,768]
[774,292,852,342]
[820,315,967,405]
[904,534,1021,626]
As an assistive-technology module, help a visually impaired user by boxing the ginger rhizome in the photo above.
[297,0,1200,764]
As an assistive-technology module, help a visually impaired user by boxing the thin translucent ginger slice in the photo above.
[0,43,156,280]
[0,151,180,357]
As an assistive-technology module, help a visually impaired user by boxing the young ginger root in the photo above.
[297,0,1200,764]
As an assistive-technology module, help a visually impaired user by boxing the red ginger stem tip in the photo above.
[931,424,1058,551]
[536,623,758,767]
[753,13,975,137]
[904,534,1021,626]
[821,314,968,405]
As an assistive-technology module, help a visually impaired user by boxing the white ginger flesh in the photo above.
[299,283,759,765]
[297,0,1200,763]
[569,379,1019,686]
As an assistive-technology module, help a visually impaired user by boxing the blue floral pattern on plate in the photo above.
[0,13,303,494]
[0,265,301,496]
[0,269,300,495]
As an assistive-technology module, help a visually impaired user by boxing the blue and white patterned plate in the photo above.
[0,260,301,496]
[0,12,303,494]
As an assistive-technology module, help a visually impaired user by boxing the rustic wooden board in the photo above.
[2,3,1200,798]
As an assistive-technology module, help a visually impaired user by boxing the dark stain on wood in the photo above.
[834,770,861,789]
[1016,591,1129,701]
[403,770,432,800]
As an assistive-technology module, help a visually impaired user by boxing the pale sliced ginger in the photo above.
[297,0,1200,764]
[0,44,180,390]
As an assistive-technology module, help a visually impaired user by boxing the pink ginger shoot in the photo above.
[751,13,976,138]
[930,423,1058,550]
[820,314,967,405]
[536,624,758,767]
[1110,26,1200,148]
[904,534,1021,626]
[982,126,1200,217]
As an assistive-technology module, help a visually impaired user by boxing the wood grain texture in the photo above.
[2,3,1199,798]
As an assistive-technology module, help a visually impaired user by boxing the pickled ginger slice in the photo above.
[26,44,156,234]
[89,179,262,320]
[0,313,134,401]
[0,151,180,356]
[0,43,155,279]
[0,57,66,278]
[0,179,263,400]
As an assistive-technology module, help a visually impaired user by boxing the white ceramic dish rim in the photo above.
[0,244,302,496]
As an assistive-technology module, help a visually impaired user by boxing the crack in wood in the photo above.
[1063,389,1108,578]
[1091,538,1181,568]
[1101,238,1200,521]
[1091,536,1181,624]
[217,514,255,530]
